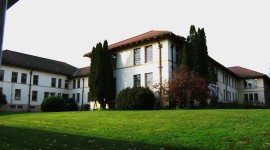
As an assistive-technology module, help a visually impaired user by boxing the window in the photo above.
[33,75,39,85]
[244,94,248,102]
[254,79,257,88]
[248,83,252,89]
[11,72,18,82]
[254,93,258,101]
[10,105,16,109]
[244,80,247,89]
[134,48,141,65]
[21,73,27,84]
[72,93,75,100]
[51,78,56,87]
[32,91,38,101]
[133,74,141,87]
[0,70,4,81]
[76,93,80,103]
[65,80,69,89]
[30,106,36,110]
[77,79,80,88]
[58,79,62,88]
[145,45,153,63]
[51,93,55,96]
[15,89,21,100]
[44,92,49,99]
[145,73,153,88]
[17,105,23,109]
[73,80,76,89]
[249,94,253,102]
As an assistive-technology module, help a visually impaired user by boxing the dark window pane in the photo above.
[32,91,38,101]
[11,72,18,82]
[65,80,69,89]
[21,73,27,84]
[0,70,4,81]
[254,93,258,101]
[134,74,141,87]
[77,79,80,88]
[58,79,62,88]
[33,75,39,85]
[51,78,56,87]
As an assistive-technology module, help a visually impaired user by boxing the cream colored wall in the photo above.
[215,67,238,102]
[114,39,171,95]
[237,78,266,104]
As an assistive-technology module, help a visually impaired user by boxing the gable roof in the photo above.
[84,30,185,57]
[209,57,239,78]
[72,66,90,78]
[228,66,267,78]
[2,50,78,76]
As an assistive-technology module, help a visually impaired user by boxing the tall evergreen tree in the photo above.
[89,40,115,109]
[195,28,209,79]
[180,25,216,83]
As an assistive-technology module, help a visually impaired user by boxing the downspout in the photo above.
[28,70,32,112]
[171,44,174,72]
[225,74,228,102]
[158,40,163,104]
[81,78,84,109]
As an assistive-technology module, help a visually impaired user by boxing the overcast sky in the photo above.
[3,0,270,75]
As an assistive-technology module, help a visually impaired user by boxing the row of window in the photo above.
[8,104,36,110]
[14,89,84,103]
[72,79,84,89]
[222,72,237,88]
[0,70,70,89]
[134,45,153,66]
[244,93,259,102]
[133,73,153,88]
[15,89,38,101]
[244,79,257,89]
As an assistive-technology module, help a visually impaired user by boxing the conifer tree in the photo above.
[89,41,115,109]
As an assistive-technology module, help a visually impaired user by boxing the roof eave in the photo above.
[7,0,19,10]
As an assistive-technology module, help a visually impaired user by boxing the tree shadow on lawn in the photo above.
[0,125,200,150]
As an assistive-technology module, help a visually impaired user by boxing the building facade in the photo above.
[1,30,269,111]
[0,50,93,111]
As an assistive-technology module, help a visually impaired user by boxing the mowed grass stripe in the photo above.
[0,110,270,149]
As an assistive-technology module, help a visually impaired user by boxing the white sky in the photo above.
[3,0,270,75]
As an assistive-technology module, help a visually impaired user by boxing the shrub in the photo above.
[41,96,66,112]
[0,91,7,106]
[116,87,155,110]
[81,104,90,111]
[66,98,78,111]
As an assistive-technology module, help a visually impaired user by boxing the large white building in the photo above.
[1,30,269,111]
[0,50,92,111]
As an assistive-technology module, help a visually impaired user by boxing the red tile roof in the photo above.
[228,66,267,78]
[84,30,184,57]
[73,66,90,77]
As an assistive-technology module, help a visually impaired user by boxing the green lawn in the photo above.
[0,110,270,150]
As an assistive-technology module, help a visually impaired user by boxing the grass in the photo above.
[0,110,270,150]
